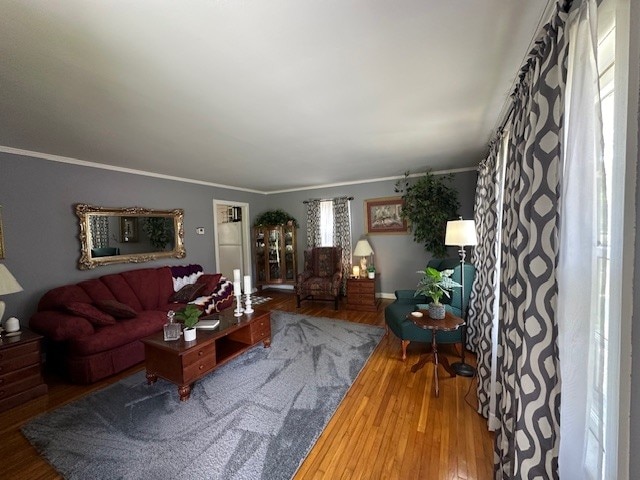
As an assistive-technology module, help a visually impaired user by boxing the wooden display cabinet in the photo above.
[254,225,297,289]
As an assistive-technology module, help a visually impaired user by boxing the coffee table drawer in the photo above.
[182,343,215,367]
[183,354,216,384]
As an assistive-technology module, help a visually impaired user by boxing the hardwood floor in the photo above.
[0,291,494,479]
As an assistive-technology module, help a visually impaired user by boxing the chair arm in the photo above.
[297,271,313,283]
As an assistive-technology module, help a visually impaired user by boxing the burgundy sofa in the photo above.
[30,264,233,384]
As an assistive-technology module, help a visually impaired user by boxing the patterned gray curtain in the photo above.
[332,197,352,295]
[90,216,109,248]
[467,134,502,419]
[494,3,569,478]
[305,200,321,248]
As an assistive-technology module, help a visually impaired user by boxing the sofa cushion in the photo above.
[77,279,117,303]
[67,311,167,356]
[99,274,144,311]
[65,302,116,326]
[121,268,172,310]
[170,283,206,303]
[95,299,137,319]
[195,274,222,294]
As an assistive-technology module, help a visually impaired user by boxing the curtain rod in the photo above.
[303,196,354,204]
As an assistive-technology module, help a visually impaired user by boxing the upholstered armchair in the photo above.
[385,258,476,360]
[295,247,343,310]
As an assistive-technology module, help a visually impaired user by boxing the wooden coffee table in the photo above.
[141,308,271,401]
[408,310,464,397]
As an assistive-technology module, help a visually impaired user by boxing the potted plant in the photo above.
[142,217,173,251]
[367,265,376,279]
[396,171,460,258]
[415,267,461,319]
[254,209,298,227]
[175,304,203,342]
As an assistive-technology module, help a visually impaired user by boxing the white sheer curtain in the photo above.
[557,0,605,477]
[319,200,334,246]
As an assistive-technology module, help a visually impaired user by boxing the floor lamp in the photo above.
[445,218,477,377]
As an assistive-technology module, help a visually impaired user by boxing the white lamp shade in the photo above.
[0,264,23,296]
[445,220,477,247]
[353,239,374,257]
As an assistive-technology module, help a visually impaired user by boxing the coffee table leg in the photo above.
[146,372,157,385]
[178,384,191,401]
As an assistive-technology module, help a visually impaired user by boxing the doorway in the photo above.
[212,200,252,288]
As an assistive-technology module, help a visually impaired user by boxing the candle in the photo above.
[233,281,241,296]
[233,269,241,283]
[244,275,252,294]
[352,266,360,278]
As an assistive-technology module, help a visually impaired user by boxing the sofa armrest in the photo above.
[29,311,95,342]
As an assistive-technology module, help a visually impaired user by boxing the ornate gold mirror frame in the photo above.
[76,204,186,270]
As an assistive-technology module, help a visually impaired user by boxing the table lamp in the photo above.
[0,264,23,328]
[445,218,477,377]
[353,239,374,278]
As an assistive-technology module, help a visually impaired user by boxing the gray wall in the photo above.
[0,152,263,325]
[262,170,477,296]
[0,152,477,326]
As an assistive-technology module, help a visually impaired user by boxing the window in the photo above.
[319,200,334,247]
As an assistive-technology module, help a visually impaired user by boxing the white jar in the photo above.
[5,316,20,333]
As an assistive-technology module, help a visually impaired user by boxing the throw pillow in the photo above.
[169,283,206,303]
[195,274,222,294]
[95,299,137,319]
[65,302,117,326]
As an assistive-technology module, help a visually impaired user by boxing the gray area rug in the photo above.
[22,311,384,480]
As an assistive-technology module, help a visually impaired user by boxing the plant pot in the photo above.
[183,327,196,342]
[428,303,446,320]
[367,271,375,279]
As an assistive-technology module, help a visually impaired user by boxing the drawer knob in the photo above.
[198,350,204,356]
[199,365,204,370]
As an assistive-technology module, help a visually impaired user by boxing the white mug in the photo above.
[5,316,20,333]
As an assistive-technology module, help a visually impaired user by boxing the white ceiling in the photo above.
[0,0,548,193]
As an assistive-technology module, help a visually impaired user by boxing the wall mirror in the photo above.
[76,204,186,270]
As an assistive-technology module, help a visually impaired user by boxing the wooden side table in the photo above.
[408,310,464,397]
[0,329,48,412]
[345,276,380,311]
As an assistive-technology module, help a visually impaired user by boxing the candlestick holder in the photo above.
[244,293,254,313]
[234,294,243,317]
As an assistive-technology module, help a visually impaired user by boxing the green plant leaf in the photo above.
[174,304,203,329]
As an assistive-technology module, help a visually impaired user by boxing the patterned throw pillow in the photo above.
[195,274,222,295]
[95,299,137,319]
[169,283,206,303]
[65,302,117,326]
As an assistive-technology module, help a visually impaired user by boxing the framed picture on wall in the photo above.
[365,197,408,234]
[0,206,5,259]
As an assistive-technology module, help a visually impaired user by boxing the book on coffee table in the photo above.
[196,318,221,330]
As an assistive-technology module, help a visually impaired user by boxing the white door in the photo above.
[213,200,252,289]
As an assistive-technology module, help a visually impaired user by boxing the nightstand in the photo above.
[0,329,48,412]
[346,277,380,311]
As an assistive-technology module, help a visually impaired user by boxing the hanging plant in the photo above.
[397,171,460,258]
[254,209,298,227]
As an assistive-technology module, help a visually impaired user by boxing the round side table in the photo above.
[408,310,465,397]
